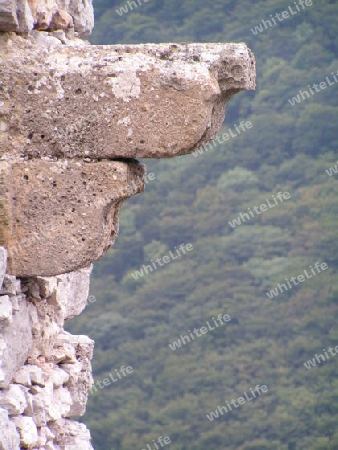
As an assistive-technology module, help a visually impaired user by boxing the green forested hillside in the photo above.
[67,1,338,449]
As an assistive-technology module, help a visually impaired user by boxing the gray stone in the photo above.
[0,37,255,161]
[66,0,93,36]
[13,364,45,387]
[55,265,92,321]
[29,381,72,426]
[0,296,33,388]
[0,384,27,415]
[51,29,66,43]
[35,276,58,298]
[50,366,69,388]
[0,295,12,327]
[0,0,19,31]
[30,29,63,47]
[0,274,21,296]
[0,247,7,289]
[12,415,39,448]
[13,366,32,387]
[49,418,94,449]
[0,407,20,449]
[2,160,144,277]
[16,0,34,32]
[57,333,93,416]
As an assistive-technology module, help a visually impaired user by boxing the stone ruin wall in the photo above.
[0,0,255,447]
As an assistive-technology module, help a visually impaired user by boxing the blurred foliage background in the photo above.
[67,0,338,448]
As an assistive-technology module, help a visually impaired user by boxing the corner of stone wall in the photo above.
[0,247,95,449]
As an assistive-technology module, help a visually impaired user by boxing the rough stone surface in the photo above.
[0,294,34,388]
[0,407,20,449]
[1,160,144,277]
[0,383,28,415]
[0,0,19,31]
[49,418,94,449]
[0,295,12,327]
[16,0,34,32]
[0,0,93,34]
[0,1,255,446]
[0,35,255,161]
[0,247,7,288]
[0,260,95,448]
[12,415,39,447]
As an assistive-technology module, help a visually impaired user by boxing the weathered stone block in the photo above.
[0,35,255,160]
[49,418,94,449]
[1,159,144,277]
[54,265,92,320]
[0,0,19,31]
[16,0,34,32]
[0,383,28,415]
[12,415,39,448]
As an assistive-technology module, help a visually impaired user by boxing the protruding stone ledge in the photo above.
[0,35,255,160]
[0,159,144,277]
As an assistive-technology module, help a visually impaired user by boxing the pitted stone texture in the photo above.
[0,35,255,160]
[1,159,144,277]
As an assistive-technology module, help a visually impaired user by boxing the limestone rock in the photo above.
[54,266,92,320]
[0,383,28,415]
[13,365,45,387]
[0,247,7,289]
[28,381,72,426]
[0,274,21,296]
[12,415,39,448]
[49,418,94,449]
[66,0,93,36]
[49,9,73,31]
[0,0,34,33]
[50,366,69,388]
[0,0,19,31]
[0,295,12,327]
[0,36,255,161]
[0,6,256,446]
[0,295,33,388]
[13,367,32,387]
[28,0,58,30]
[27,0,93,35]
[60,333,94,416]
[16,0,34,32]
[0,407,20,449]
[1,159,144,277]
